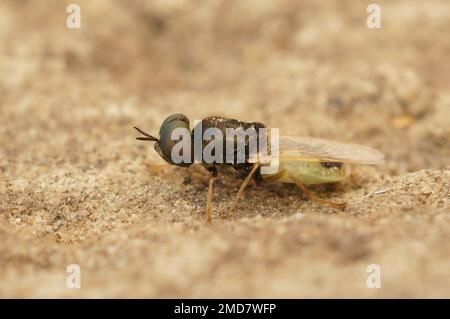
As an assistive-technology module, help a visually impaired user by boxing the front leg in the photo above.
[205,167,218,223]
[225,163,260,218]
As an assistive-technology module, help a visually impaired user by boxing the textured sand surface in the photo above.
[0,0,449,297]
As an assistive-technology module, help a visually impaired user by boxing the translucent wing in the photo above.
[278,135,385,165]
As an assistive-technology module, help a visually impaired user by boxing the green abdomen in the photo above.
[263,159,349,185]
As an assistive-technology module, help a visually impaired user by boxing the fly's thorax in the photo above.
[195,116,267,166]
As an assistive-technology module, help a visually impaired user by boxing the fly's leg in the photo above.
[288,172,346,209]
[259,170,287,185]
[144,162,168,174]
[206,176,215,223]
[225,163,260,218]
[206,168,218,224]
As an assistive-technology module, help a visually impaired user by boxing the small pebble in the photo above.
[183,176,192,185]
[421,186,433,195]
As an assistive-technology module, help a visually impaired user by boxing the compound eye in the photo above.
[159,114,190,160]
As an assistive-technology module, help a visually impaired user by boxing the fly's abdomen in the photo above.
[263,159,350,185]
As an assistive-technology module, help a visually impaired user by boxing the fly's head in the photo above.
[134,113,193,167]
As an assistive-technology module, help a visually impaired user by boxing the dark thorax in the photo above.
[194,117,266,179]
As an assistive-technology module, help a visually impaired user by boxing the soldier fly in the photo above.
[134,114,385,223]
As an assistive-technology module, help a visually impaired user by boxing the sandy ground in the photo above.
[0,0,449,298]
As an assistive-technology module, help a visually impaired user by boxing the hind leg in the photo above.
[288,172,346,209]
[259,170,288,185]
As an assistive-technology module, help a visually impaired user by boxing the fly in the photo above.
[134,114,385,223]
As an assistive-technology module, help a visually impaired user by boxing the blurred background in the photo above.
[1,0,449,173]
[0,0,449,297]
